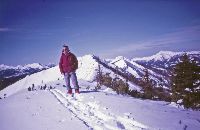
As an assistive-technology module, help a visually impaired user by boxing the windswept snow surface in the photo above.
[0,66,62,97]
[1,54,200,130]
[77,55,99,81]
[1,79,200,130]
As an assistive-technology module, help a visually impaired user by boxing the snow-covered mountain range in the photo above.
[0,63,55,90]
[0,51,200,130]
[132,51,200,77]
[132,51,200,87]
[1,51,199,92]
[98,51,200,90]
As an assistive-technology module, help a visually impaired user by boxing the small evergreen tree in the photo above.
[143,69,150,83]
[96,63,103,90]
[111,77,129,95]
[102,73,112,87]
[171,54,200,109]
[158,77,164,88]
[142,69,154,99]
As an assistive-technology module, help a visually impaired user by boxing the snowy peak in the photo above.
[110,56,129,69]
[132,51,200,62]
[106,50,200,89]
[0,63,52,71]
[0,64,15,70]
[15,63,45,70]
[110,56,126,63]
[77,54,99,81]
[78,54,96,60]
[22,63,45,70]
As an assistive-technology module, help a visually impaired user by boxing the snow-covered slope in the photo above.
[77,55,99,81]
[0,55,142,97]
[3,85,200,130]
[106,55,169,89]
[0,63,56,91]
[0,64,200,130]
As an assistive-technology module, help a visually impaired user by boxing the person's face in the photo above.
[63,47,69,53]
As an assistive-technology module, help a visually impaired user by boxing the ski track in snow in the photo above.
[50,89,149,130]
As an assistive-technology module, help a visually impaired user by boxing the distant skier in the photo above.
[59,44,80,94]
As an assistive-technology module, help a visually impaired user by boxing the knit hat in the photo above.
[63,44,68,48]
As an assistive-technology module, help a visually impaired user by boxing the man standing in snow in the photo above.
[59,44,80,94]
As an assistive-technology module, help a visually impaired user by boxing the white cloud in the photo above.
[0,28,12,32]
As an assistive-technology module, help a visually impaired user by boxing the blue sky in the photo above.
[0,0,200,65]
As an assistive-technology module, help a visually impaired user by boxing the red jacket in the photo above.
[59,52,78,73]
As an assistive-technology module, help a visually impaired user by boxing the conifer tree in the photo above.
[142,69,154,99]
[171,54,200,109]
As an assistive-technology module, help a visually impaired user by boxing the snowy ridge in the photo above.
[2,51,199,96]
[108,55,168,88]
[93,56,142,91]
[0,66,62,97]
[0,63,49,71]
[77,55,98,81]
[0,63,56,92]
[0,54,143,97]
[21,63,45,70]
[132,51,200,61]
[0,64,15,70]
[128,50,200,88]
